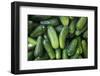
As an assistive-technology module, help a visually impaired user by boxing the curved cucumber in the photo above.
[59,27,68,49]
[48,26,59,49]
[43,39,56,59]
[34,36,43,57]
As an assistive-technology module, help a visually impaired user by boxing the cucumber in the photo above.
[76,17,87,30]
[59,26,68,49]
[55,25,63,33]
[75,26,87,36]
[48,26,59,49]
[82,40,88,58]
[30,25,46,37]
[35,53,50,60]
[62,48,68,59]
[43,39,56,59]
[34,36,43,57]
[59,16,69,26]
[69,16,74,20]
[28,51,34,60]
[28,37,37,46]
[77,37,83,54]
[83,30,88,39]
[67,38,78,56]
[40,18,59,26]
[55,49,61,59]
[69,20,76,34]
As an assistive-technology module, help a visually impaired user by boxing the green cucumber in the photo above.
[83,30,88,39]
[34,36,43,57]
[76,17,87,30]
[55,25,63,33]
[30,25,46,37]
[59,16,69,26]
[82,40,88,58]
[62,48,68,59]
[48,26,59,49]
[40,18,59,26]
[59,26,68,49]
[67,38,78,56]
[43,39,56,59]
[69,20,76,34]
[55,49,61,59]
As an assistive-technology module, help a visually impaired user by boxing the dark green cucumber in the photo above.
[59,26,68,49]
[30,25,46,37]
[76,17,87,30]
[67,38,78,56]
[34,36,43,57]
[83,30,88,39]
[28,51,34,60]
[82,40,88,58]
[40,18,59,26]
[69,16,74,20]
[59,16,69,26]
[48,26,59,49]
[62,48,68,59]
[55,49,61,59]
[43,39,56,59]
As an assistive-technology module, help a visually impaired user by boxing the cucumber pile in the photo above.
[28,15,88,61]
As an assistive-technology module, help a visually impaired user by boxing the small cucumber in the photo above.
[55,49,61,59]
[59,16,69,26]
[67,38,78,56]
[76,17,87,30]
[43,39,56,59]
[34,36,43,57]
[62,48,68,59]
[48,26,59,49]
[82,40,88,58]
[59,26,68,49]
[30,25,46,37]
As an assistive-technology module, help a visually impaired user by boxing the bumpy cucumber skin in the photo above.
[62,48,68,59]
[48,26,59,49]
[59,16,69,26]
[82,40,87,58]
[43,39,56,59]
[34,36,43,57]
[59,27,68,49]
[67,39,78,56]
[30,25,46,37]
[76,17,87,30]
[55,49,61,59]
